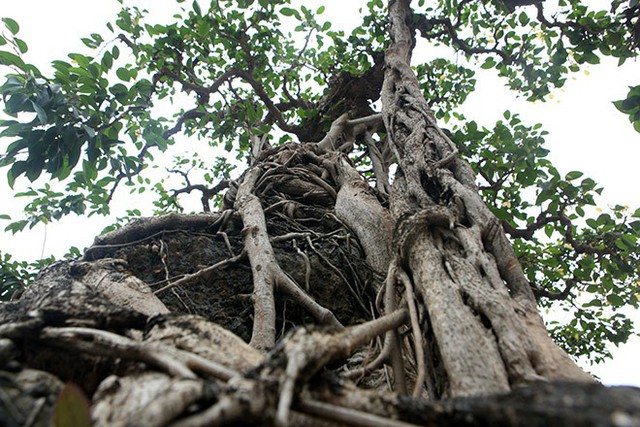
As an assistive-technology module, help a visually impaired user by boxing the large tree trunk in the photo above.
[382,0,592,398]
[1,0,639,426]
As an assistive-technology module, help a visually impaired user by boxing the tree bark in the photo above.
[381,0,593,398]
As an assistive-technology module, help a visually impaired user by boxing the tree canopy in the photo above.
[1,0,639,367]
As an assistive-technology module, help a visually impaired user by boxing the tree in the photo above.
[1,0,640,425]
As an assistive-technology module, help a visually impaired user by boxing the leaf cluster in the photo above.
[614,85,640,133]
[414,0,639,100]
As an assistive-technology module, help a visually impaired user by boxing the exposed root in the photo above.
[343,340,390,381]
[344,261,408,394]
[292,239,311,292]
[297,398,422,427]
[305,235,370,314]
[274,309,408,425]
[276,271,343,329]
[170,378,265,427]
[397,268,427,398]
[39,327,239,381]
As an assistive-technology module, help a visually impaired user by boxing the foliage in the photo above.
[615,85,640,133]
[0,251,30,301]
[1,0,639,364]
[0,250,70,301]
[415,0,639,100]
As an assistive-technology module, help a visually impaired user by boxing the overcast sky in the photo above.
[1,0,639,385]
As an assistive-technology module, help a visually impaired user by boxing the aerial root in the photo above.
[292,238,311,292]
[236,167,346,350]
[344,260,432,398]
[343,339,391,381]
[344,263,401,383]
[397,268,427,398]
[274,309,408,426]
[276,271,343,329]
[153,251,245,295]
[305,235,370,313]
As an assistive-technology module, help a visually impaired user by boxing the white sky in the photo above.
[1,0,639,385]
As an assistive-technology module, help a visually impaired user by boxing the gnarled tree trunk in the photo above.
[382,0,592,398]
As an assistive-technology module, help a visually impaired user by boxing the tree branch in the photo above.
[502,213,563,240]
[414,11,513,63]
[532,277,577,301]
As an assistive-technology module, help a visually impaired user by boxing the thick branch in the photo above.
[316,113,383,152]
[238,70,300,135]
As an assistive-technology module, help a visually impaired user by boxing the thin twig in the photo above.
[154,252,245,295]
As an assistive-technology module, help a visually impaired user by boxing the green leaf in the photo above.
[5,220,27,233]
[607,294,624,307]
[15,38,28,54]
[101,52,113,69]
[53,383,91,427]
[481,57,496,69]
[25,162,42,182]
[518,12,529,26]
[68,53,91,68]
[31,101,48,125]
[281,7,296,17]
[81,38,98,49]
[0,50,26,68]
[584,298,602,307]
[615,239,628,250]
[116,67,131,81]
[8,161,27,186]
[192,0,202,16]
[1,17,20,35]
[582,52,600,65]
[565,171,583,181]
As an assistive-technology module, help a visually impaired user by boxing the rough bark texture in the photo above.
[382,0,593,397]
[1,0,639,425]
